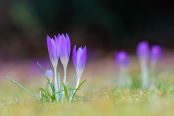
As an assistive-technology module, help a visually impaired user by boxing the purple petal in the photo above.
[55,34,60,58]
[60,34,68,58]
[116,51,130,67]
[137,41,150,59]
[77,46,87,75]
[59,34,70,67]
[151,45,162,62]
[47,35,58,68]
[72,45,77,70]
[66,33,71,55]
[58,33,60,39]
[45,69,53,79]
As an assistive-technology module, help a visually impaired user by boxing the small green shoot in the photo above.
[7,77,38,102]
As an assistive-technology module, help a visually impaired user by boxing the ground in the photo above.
[0,52,174,116]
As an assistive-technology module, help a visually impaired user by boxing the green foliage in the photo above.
[6,63,87,104]
[7,77,38,102]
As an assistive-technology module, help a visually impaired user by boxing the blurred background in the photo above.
[1,0,174,84]
[0,0,174,60]
[1,0,174,100]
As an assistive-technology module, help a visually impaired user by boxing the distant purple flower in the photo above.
[47,35,58,68]
[116,51,130,68]
[151,45,162,62]
[72,45,87,78]
[45,70,53,79]
[137,41,150,60]
[59,33,71,68]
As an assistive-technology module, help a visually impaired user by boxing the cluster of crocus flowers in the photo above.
[137,41,162,89]
[47,33,87,102]
[115,51,131,88]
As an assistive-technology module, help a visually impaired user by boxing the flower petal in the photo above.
[116,51,130,68]
[55,34,60,58]
[137,41,150,60]
[77,46,87,76]
[59,34,69,67]
[72,45,77,70]
[45,69,53,79]
[151,45,162,62]
[47,35,58,68]
[66,33,71,55]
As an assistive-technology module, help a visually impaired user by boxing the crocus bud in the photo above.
[59,33,71,68]
[47,35,58,68]
[151,45,161,62]
[115,51,130,68]
[45,70,53,82]
[137,41,150,60]
[72,45,87,78]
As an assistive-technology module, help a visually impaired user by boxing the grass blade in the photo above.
[63,83,69,101]
[65,82,69,87]
[45,81,49,97]
[69,75,77,101]
[50,83,55,93]
[112,86,118,93]
[58,73,62,100]
[37,63,53,93]
[52,89,76,96]
[39,87,46,92]
[71,79,87,102]
[37,63,52,88]
[7,77,38,102]
[37,63,46,73]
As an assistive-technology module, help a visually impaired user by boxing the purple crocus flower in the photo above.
[45,69,53,95]
[116,51,130,68]
[72,45,87,88]
[59,33,71,84]
[137,41,150,88]
[47,35,58,68]
[59,33,71,68]
[45,69,53,82]
[45,69,53,79]
[151,45,162,62]
[137,41,150,60]
[115,51,131,88]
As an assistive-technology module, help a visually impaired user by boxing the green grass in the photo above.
[1,63,174,116]
[1,80,174,116]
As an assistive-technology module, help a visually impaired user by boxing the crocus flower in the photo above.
[151,45,162,62]
[47,35,59,102]
[115,51,131,88]
[59,33,71,84]
[59,33,71,68]
[116,51,130,68]
[45,69,53,95]
[150,45,162,89]
[136,41,150,89]
[47,35,58,68]
[72,45,87,88]
[45,69,53,82]
[137,41,150,60]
